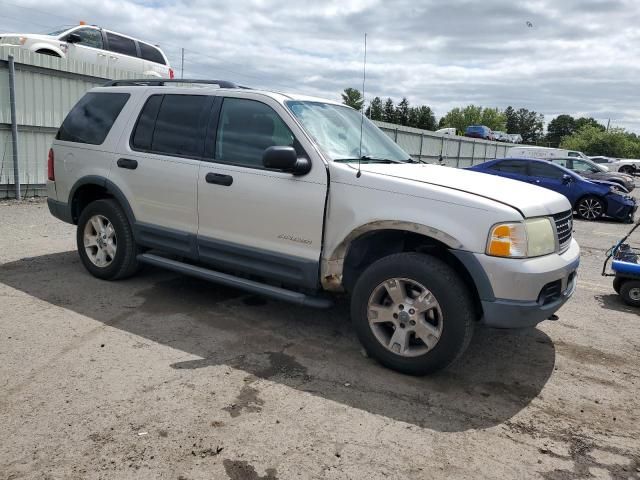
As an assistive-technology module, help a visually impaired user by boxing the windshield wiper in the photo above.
[334,156,404,164]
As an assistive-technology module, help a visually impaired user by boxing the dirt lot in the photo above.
[1,198,639,480]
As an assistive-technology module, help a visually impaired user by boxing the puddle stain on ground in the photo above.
[223,377,265,418]
[223,460,278,480]
[554,340,627,367]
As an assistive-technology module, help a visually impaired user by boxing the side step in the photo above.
[137,253,333,309]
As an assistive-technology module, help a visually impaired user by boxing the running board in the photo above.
[137,253,333,309]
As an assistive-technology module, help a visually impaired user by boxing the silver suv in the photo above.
[47,79,580,375]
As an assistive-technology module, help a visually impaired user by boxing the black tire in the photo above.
[350,252,475,375]
[620,280,640,307]
[576,195,605,221]
[76,199,139,280]
[613,277,624,294]
[619,166,635,175]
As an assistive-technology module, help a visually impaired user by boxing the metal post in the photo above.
[394,128,398,142]
[418,132,424,163]
[456,139,462,168]
[471,141,476,165]
[8,55,20,200]
[180,48,184,79]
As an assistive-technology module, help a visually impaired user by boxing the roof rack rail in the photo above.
[103,79,242,88]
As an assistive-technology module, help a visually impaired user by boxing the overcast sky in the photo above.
[2,0,639,132]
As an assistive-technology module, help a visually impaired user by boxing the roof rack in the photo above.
[103,79,243,88]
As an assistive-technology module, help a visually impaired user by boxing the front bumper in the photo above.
[455,239,580,328]
[605,193,637,221]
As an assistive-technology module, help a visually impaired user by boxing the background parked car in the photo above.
[468,158,637,221]
[506,133,522,143]
[589,156,639,176]
[507,146,588,160]
[0,24,173,78]
[464,125,493,140]
[492,131,509,142]
[549,157,635,192]
[435,127,456,135]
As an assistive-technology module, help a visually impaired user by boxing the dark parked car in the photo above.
[468,158,637,221]
[464,125,493,140]
[549,157,635,192]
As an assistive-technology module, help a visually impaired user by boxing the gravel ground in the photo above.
[1,197,639,480]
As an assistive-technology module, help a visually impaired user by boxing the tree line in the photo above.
[341,87,639,157]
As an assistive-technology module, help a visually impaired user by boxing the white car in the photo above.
[590,156,639,175]
[435,127,456,135]
[507,146,589,160]
[0,25,172,78]
[46,79,580,375]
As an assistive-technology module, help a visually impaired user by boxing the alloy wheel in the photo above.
[578,198,603,220]
[83,214,117,267]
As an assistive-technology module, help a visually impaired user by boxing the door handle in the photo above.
[110,56,118,60]
[98,53,107,57]
[205,172,233,186]
[117,158,138,170]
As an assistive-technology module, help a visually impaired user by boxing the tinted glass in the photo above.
[571,160,593,172]
[567,152,580,157]
[529,162,565,179]
[106,32,137,56]
[491,160,527,174]
[69,28,103,49]
[216,98,295,168]
[148,95,211,157]
[131,95,163,151]
[56,92,129,145]
[139,42,165,65]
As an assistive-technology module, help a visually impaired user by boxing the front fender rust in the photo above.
[320,220,464,292]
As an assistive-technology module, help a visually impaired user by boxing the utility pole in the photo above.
[8,55,20,200]
[180,48,184,79]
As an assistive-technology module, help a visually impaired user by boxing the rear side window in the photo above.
[529,162,564,179]
[56,92,129,145]
[131,94,212,158]
[491,160,527,174]
[139,43,166,65]
[106,32,137,57]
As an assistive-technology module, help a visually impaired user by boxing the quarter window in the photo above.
[215,98,296,168]
[529,162,565,179]
[56,92,129,145]
[139,42,166,65]
[68,28,103,49]
[131,94,212,158]
[106,32,137,57]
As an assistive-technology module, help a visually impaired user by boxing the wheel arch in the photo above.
[32,44,65,58]
[575,193,608,215]
[68,176,135,226]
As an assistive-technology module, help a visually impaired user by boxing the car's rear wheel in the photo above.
[350,253,475,375]
[76,199,139,280]
[576,196,605,220]
[613,277,624,294]
[620,280,640,307]
[619,166,636,175]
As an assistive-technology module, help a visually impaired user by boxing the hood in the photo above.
[356,163,570,217]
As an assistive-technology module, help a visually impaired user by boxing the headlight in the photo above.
[0,36,27,45]
[487,218,555,258]
[609,185,628,194]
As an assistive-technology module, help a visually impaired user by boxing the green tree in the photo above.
[546,114,576,146]
[383,98,395,123]
[396,97,410,126]
[503,107,544,143]
[341,88,364,110]
[408,107,420,128]
[575,117,606,132]
[415,105,437,131]
[368,96,384,121]
[480,107,507,131]
[438,105,483,133]
[561,125,640,157]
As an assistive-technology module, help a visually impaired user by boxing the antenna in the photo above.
[356,33,367,178]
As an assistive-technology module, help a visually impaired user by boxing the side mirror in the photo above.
[562,174,573,185]
[66,33,82,44]
[262,146,310,175]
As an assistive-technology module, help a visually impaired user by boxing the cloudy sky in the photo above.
[2,0,639,132]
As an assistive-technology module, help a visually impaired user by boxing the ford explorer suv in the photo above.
[0,25,173,78]
[46,79,580,375]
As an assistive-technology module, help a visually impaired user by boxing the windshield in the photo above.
[46,26,73,36]
[285,101,411,163]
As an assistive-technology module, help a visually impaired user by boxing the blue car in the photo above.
[468,158,637,221]
[465,125,493,140]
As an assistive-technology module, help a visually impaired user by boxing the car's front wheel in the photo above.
[619,166,636,175]
[76,199,139,280]
[576,196,605,220]
[350,253,475,375]
[620,280,640,307]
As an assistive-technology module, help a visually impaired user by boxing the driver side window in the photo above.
[215,98,299,169]
[572,160,591,172]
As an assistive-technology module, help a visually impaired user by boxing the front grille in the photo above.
[552,210,573,251]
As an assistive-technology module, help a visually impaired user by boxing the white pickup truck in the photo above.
[46,80,580,375]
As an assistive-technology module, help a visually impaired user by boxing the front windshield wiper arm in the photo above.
[334,156,404,164]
